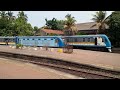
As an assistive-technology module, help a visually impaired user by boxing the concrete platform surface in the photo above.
[0,45,120,72]
[0,57,82,79]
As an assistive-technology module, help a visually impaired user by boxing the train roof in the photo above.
[17,36,62,38]
[0,36,15,38]
[0,34,108,38]
[63,34,108,37]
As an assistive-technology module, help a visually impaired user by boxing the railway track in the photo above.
[0,51,120,79]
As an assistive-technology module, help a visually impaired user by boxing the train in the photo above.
[0,34,112,52]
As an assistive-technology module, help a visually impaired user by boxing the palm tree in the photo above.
[17,11,28,22]
[7,11,16,21]
[0,11,8,20]
[91,11,109,34]
[64,14,77,35]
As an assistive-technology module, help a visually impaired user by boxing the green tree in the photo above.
[56,20,65,30]
[17,11,28,22]
[7,11,16,36]
[7,11,15,21]
[33,26,40,35]
[0,11,15,36]
[64,14,77,35]
[0,11,34,36]
[91,11,109,34]
[45,18,65,30]
[0,11,7,18]
[107,11,120,47]
[13,11,33,36]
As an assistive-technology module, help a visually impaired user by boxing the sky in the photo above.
[12,11,113,28]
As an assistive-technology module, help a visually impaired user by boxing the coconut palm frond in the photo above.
[90,24,97,28]
[91,11,110,34]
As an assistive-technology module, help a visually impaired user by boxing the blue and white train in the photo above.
[63,34,112,52]
[0,34,112,52]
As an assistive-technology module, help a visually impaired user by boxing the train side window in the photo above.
[66,38,69,42]
[32,38,34,40]
[51,38,53,40]
[68,38,72,42]
[77,38,81,42]
[75,38,77,42]
[23,39,25,40]
[27,39,29,40]
[88,38,90,42]
[44,39,47,40]
[83,38,85,42]
[38,39,41,40]
[70,38,73,42]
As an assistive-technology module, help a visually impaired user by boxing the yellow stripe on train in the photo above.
[0,42,15,44]
[67,42,95,45]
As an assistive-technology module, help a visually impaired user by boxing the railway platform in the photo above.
[0,45,120,72]
[0,57,81,79]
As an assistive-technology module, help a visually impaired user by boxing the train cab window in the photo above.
[102,38,104,42]
[83,38,85,42]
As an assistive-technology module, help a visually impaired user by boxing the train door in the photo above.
[54,38,58,47]
[37,38,42,46]
[62,37,67,46]
[41,38,50,47]
[95,37,102,45]
[4,38,9,45]
[95,37,97,45]
[47,38,58,47]
[97,37,106,46]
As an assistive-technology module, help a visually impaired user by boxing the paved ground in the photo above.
[0,57,82,79]
[0,45,120,72]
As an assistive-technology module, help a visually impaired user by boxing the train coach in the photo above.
[0,36,16,45]
[16,36,65,48]
[63,34,112,52]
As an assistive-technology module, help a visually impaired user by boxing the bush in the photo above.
[76,32,87,35]
[16,44,23,49]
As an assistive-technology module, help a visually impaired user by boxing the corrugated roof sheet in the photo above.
[75,22,109,30]
[41,29,64,34]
